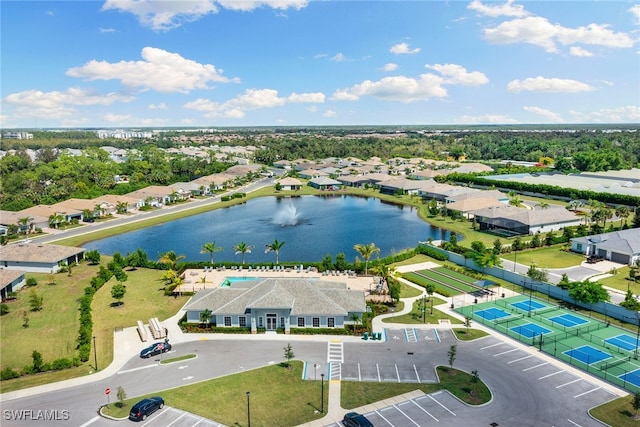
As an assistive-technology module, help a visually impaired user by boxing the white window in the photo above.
[224,316,231,327]
[239,316,246,327]
[313,317,320,328]
[298,317,305,327]
[328,318,335,328]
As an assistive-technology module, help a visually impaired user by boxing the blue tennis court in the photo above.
[510,323,552,339]
[564,345,611,365]
[548,313,588,328]
[510,300,546,312]
[620,369,640,388]
[475,307,510,321]
[605,334,640,352]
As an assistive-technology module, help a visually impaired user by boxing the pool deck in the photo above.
[178,266,392,302]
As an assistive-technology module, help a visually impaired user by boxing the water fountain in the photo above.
[273,202,302,227]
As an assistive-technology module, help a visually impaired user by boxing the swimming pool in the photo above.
[220,277,259,287]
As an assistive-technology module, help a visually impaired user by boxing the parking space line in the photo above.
[429,394,456,416]
[165,411,187,426]
[410,399,439,422]
[567,419,582,426]
[434,329,440,342]
[556,379,582,389]
[377,363,381,382]
[481,342,503,350]
[393,404,422,426]
[395,364,400,382]
[508,355,533,364]
[494,348,519,357]
[414,364,421,383]
[523,362,548,371]
[117,364,158,374]
[79,416,100,427]
[377,408,396,426]
[538,370,564,380]
[574,387,601,398]
[358,363,361,382]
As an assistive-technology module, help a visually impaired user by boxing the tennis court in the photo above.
[605,334,640,352]
[510,322,552,339]
[564,345,611,365]
[548,313,589,328]
[620,369,640,388]
[475,307,510,321]
[510,299,547,312]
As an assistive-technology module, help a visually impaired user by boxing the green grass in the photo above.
[502,246,585,269]
[102,361,327,427]
[402,272,462,296]
[91,267,189,372]
[590,395,640,427]
[398,281,424,298]
[433,267,479,284]
[452,328,489,340]
[597,267,640,294]
[417,269,478,293]
[383,297,462,325]
[160,354,197,364]
[341,366,491,409]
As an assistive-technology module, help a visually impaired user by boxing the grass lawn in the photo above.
[103,361,327,427]
[452,328,489,340]
[590,395,640,427]
[597,267,640,294]
[383,297,462,325]
[402,271,463,296]
[398,281,424,298]
[341,366,491,409]
[91,267,189,371]
[501,246,585,269]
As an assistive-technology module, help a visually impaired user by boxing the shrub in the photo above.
[51,358,74,370]
[0,367,20,380]
[26,277,38,287]
[0,303,9,315]
[78,343,91,362]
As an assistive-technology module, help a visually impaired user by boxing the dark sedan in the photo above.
[129,396,164,421]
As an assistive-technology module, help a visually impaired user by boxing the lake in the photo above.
[84,195,451,264]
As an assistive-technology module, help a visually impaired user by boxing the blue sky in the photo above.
[1,0,638,128]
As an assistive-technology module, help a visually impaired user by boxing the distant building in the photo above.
[2,132,33,140]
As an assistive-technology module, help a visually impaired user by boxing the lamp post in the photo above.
[422,295,426,323]
[635,313,640,360]
[93,336,98,370]
[246,391,251,427]
[320,373,325,413]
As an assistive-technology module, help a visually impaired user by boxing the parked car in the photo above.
[139,341,172,358]
[129,396,164,421]
[342,412,373,427]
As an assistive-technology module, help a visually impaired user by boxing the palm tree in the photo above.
[508,195,523,207]
[354,243,380,275]
[17,216,33,234]
[349,313,360,335]
[48,213,65,229]
[233,242,255,265]
[615,206,630,227]
[425,283,435,314]
[538,201,549,209]
[265,239,285,265]
[116,201,128,214]
[158,251,186,270]
[200,241,223,265]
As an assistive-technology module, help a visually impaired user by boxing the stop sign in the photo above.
[105,388,111,395]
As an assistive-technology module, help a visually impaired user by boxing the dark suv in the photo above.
[140,341,172,358]
[129,396,164,421]
[342,412,373,427]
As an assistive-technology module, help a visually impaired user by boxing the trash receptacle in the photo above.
[501,293,505,298]
[474,298,478,304]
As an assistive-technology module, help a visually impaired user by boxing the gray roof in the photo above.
[572,229,640,255]
[471,204,580,227]
[183,278,366,316]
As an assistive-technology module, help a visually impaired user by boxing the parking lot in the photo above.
[123,406,222,426]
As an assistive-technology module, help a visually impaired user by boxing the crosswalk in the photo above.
[328,340,343,380]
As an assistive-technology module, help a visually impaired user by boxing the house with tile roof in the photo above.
[571,229,640,266]
[276,177,303,191]
[308,177,342,190]
[182,278,366,334]
[470,204,582,236]
[0,243,85,273]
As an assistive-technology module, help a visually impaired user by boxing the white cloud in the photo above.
[507,76,594,93]
[523,106,564,123]
[323,110,337,118]
[631,4,640,25]
[102,0,308,30]
[331,53,347,62]
[467,0,528,18]
[455,114,518,124]
[184,88,321,119]
[390,42,421,55]
[382,63,398,72]
[66,47,239,93]
[569,105,640,123]
[569,46,593,57]
[425,64,489,85]
[102,0,219,31]
[99,27,115,33]
[287,92,325,103]
[483,16,634,53]
[103,113,132,123]
[148,102,167,110]
[331,74,447,103]
[306,105,318,113]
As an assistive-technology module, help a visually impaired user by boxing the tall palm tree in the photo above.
[233,242,255,265]
[265,239,285,265]
[349,313,360,335]
[200,241,223,265]
[158,250,186,270]
[354,243,380,275]
[17,216,33,234]
[615,206,630,227]
[116,201,128,214]
[48,213,65,229]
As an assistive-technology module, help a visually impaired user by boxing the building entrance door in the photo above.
[266,313,277,330]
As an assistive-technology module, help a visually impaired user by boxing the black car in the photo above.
[129,396,164,421]
[342,412,373,427]
[139,341,172,358]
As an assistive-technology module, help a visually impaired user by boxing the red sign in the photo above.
[105,388,111,395]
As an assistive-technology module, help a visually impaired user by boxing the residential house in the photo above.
[0,269,26,300]
[571,229,640,265]
[471,204,582,236]
[0,243,85,273]
[0,211,48,233]
[191,173,237,192]
[92,194,139,213]
[276,177,303,191]
[308,177,342,190]
[182,278,366,334]
[20,204,83,226]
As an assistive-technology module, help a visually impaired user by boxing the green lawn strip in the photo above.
[102,361,326,427]
[402,272,462,296]
[160,354,197,364]
[391,254,442,268]
[432,267,479,285]
[383,297,462,325]
[341,366,491,409]
[91,267,189,371]
[501,246,585,269]
[398,281,423,298]
[418,269,477,293]
[590,395,640,427]
[597,268,640,294]
[452,328,489,340]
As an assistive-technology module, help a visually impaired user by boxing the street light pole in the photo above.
[423,295,426,323]
[635,314,640,360]
[320,373,325,413]
[246,391,251,427]
[93,336,98,370]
